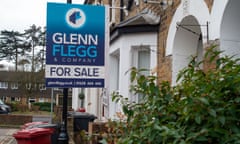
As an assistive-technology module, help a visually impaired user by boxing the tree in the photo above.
[0,25,46,105]
[0,30,31,71]
[37,26,46,71]
[24,24,42,72]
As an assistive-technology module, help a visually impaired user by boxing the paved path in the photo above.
[0,128,17,144]
[32,115,52,123]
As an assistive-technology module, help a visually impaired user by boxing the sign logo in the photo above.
[66,8,86,28]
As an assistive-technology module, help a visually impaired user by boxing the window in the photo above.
[131,46,150,102]
[15,97,20,102]
[13,97,22,102]
[53,88,60,91]
[138,50,150,75]
[0,82,8,89]
[39,84,46,90]
[39,98,45,103]
[11,82,18,89]
[110,53,120,91]
[29,98,36,103]
[26,83,32,90]
[0,97,6,102]
[132,46,150,71]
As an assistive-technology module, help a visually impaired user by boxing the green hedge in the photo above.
[6,102,21,112]
[33,102,55,112]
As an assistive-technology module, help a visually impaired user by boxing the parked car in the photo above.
[0,99,11,114]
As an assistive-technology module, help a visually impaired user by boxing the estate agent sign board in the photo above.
[45,3,106,88]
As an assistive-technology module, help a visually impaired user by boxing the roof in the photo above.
[110,8,160,43]
[0,71,44,83]
[118,8,160,27]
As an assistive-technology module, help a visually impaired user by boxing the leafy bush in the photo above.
[33,102,55,112]
[110,46,240,144]
[5,102,17,112]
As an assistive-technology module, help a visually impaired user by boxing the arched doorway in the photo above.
[220,0,240,58]
[172,15,203,85]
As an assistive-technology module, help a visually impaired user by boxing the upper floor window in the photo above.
[11,82,18,89]
[26,83,32,90]
[0,81,8,89]
[39,84,46,91]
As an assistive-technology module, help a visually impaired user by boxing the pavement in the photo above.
[32,115,52,123]
[0,128,18,144]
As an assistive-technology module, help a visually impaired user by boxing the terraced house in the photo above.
[71,0,240,119]
[0,65,61,105]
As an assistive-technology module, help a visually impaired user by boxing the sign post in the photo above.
[58,1,71,143]
[46,1,107,143]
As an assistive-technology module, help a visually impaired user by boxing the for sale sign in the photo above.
[45,3,106,88]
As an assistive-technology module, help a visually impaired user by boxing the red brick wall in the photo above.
[0,115,32,126]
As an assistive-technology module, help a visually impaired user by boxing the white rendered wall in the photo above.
[166,0,210,56]
[220,0,240,58]
[72,88,101,117]
[166,0,210,85]
[72,88,79,111]
[108,32,158,118]
[210,0,228,40]
[172,20,200,85]
[85,88,100,116]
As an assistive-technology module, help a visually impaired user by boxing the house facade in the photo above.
[71,0,240,119]
[0,65,61,105]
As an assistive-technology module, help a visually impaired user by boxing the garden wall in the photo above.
[0,114,32,126]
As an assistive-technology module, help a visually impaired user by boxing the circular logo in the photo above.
[66,8,86,28]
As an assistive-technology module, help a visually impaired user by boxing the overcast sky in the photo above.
[0,0,84,66]
[0,0,84,32]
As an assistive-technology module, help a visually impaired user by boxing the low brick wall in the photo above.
[0,114,32,126]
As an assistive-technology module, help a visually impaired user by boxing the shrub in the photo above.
[109,46,240,144]
[32,102,55,112]
[6,102,19,112]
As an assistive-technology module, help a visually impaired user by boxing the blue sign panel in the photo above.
[45,3,106,88]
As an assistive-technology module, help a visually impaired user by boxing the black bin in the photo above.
[69,112,97,132]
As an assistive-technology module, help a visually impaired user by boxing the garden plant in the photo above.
[104,46,240,144]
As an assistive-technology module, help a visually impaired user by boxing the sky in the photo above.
[0,0,84,66]
[0,0,84,32]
